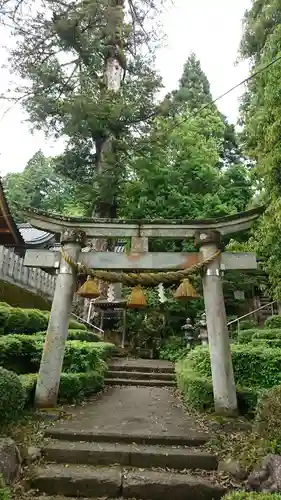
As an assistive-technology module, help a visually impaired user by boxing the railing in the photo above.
[0,245,56,298]
[71,312,104,336]
[227,300,278,332]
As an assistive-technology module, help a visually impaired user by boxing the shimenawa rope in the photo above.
[60,247,221,286]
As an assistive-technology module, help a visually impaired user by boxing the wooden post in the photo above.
[198,231,238,416]
[35,229,86,408]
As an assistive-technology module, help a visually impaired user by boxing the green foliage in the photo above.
[36,329,101,342]
[239,0,281,298]
[239,319,257,331]
[20,371,104,405]
[68,320,87,330]
[175,358,259,415]
[3,151,86,221]
[255,385,281,442]
[0,367,25,423]
[237,329,264,344]
[0,477,11,500]
[265,315,281,329]
[159,337,191,362]
[253,329,281,340]
[223,493,281,499]
[0,335,114,374]
[5,307,28,334]
[187,344,281,389]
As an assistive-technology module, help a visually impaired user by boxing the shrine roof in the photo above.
[0,180,25,247]
[18,223,55,247]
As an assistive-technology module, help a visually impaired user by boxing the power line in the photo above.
[165,54,281,135]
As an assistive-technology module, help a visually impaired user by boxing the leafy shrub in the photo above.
[265,315,281,329]
[20,371,104,405]
[36,329,100,342]
[5,307,28,333]
[23,309,48,333]
[239,319,257,331]
[223,493,281,499]
[251,339,281,348]
[237,329,262,344]
[0,335,114,374]
[159,336,191,362]
[0,367,25,422]
[0,475,11,500]
[0,335,43,373]
[252,329,281,340]
[176,359,260,415]
[255,385,281,441]
[69,319,87,330]
[0,307,10,334]
[187,344,281,388]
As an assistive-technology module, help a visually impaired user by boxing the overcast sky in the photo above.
[0,0,252,176]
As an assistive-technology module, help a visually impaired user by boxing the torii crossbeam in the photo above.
[23,207,264,415]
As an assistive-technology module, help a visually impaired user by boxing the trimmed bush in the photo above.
[0,367,25,422]
[265,315,281,329]
[251,338,281,348]
[255,385,281,441]
[23,309,48,333]
[223,493,281,499]
[252,329,281,340]
[69,319,87,330]
[237,329,262,344]
[0,307,10,335]
[186,344,281,388]
[36,329,101,342]
[175,359,260,415]
[5,307,28,333]
[20,371,104,404]
[159,336,191,362]
[0,335,114,374]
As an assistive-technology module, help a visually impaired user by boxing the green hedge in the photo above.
[36,329,100,342]
[0,304,87,336]
[265,315,281,329]
[20,371,104,404]
[176,359,260,415]
[0,335,115,374]
[252,329,281,340]
[0,367,26,423]
[251,338,281,348]
[186,344,281,389]
[223,493,281,499]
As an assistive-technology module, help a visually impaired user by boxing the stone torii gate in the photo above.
[23,207,263,415]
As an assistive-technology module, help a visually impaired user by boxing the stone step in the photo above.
[106,370,175,381]
[43,440,218,471]
[105,378,176,387]
[31,465,226,500]
[45,428,209,447]
[108,361,174,374]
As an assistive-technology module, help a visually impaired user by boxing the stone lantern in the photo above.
[198,312,208,345]
[181,317,195,349]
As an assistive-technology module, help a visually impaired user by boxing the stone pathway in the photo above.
[30,359,226,499]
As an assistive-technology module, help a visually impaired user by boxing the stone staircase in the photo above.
[29,359,226,500]
[105,358,176,387]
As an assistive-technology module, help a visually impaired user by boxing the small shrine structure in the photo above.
[23,206,263,415]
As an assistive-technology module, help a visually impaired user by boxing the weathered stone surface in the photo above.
[43,440,218,471]
[248,453,281,492]
[0,437,21,485]
[218,458,247,480]
[25,446,42,464]
[105,378,176,387]
[31,464,122,497]
[45,385,209,446]
[123,469,226,500]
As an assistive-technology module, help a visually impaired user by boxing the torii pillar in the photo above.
[198,230,237,415]
[35,229,86,408]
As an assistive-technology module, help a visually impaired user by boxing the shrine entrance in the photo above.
[23,207,263,416]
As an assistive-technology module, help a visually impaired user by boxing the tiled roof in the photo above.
[17,223,55,246]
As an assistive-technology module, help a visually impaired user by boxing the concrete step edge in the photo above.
[43,440,218,470]
[104,378,176,386]
[108,364,175,374]
[44,429,209,447]
[31,465,226,500]
[106,370,175,380]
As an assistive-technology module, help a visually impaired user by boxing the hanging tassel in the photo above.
[127,285,147,309]
[174,278,199,300]
[77,276,100,299]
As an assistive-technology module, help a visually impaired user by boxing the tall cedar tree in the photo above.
[1,0,167,218]
[239,0,281,298]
